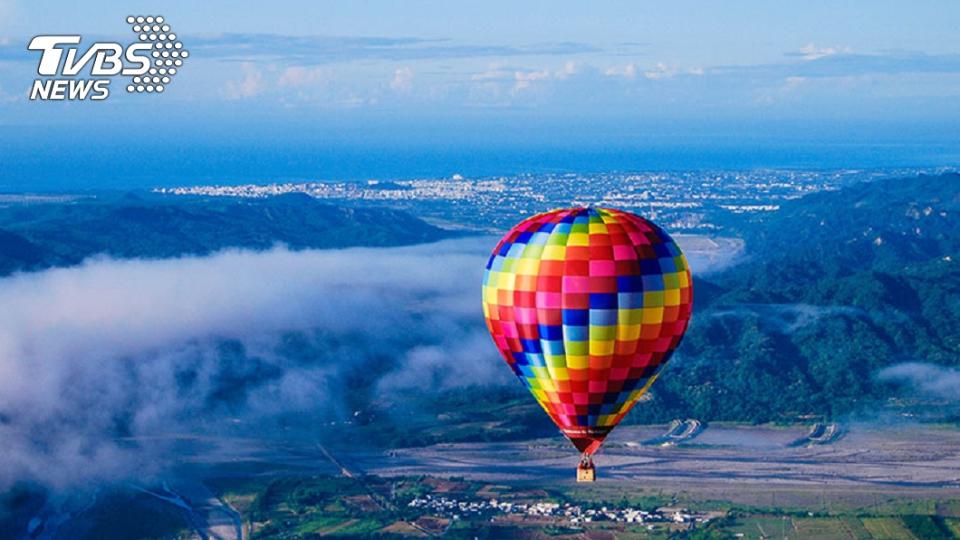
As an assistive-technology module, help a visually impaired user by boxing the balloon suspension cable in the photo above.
[579,453,593,468]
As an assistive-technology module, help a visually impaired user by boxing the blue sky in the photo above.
[0,1,959,188]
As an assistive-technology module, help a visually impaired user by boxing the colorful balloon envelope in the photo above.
[482,207,693,462]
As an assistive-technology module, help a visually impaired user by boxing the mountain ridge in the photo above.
[0,193,456,276]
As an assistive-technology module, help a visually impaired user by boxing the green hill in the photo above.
[0,192,454,276]
[632,172,960,423]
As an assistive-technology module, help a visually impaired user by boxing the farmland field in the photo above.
[861,518,916,540]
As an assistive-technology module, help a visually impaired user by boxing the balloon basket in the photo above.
[576,455,596,483]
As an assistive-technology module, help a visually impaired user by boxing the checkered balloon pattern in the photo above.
[482,207,693,455]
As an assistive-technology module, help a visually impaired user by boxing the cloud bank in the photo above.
[709,303,870,333]
[0,238,507,491]
[187,33,598,64]
[877,362,960,400]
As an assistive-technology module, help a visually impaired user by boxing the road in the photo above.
[318,443,435,536]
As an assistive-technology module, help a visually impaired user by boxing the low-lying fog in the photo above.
[0,233,893,492]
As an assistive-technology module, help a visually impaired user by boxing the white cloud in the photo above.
[470,61,577,95]
[756,75,811,104]
[605,63,638,78]
[224,62,263,99]
[798,43,852,61]
[783,75,807,90]
[605,62,701,80]
[878,362,960,400]
[644,62,678,80]
[513,62,578,94]
[512,68,550,93]
[277,66,328,88]
[390,66,414,93]
[471,62,511,81]
[554,61,577,80]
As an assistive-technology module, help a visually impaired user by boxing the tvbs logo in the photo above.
[28,15,188,101]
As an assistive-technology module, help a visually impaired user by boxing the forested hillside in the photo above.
[0,193,453,276]
[630,173,960,422]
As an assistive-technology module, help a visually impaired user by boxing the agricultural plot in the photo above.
[792,517,868,540]
[861,518,917,540]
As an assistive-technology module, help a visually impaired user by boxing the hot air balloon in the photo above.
[481,207,693,481]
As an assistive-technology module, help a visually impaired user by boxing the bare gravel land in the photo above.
[342,424,960,507]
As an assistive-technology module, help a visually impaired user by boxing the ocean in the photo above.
[2,125,959,191]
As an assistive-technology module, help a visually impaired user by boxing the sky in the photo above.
[1,1,959,188]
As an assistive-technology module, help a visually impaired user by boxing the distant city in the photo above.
[153,168,949,233]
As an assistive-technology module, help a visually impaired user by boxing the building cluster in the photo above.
[407,495,718,526]
[154,178,523,202]
[153,168,939,234]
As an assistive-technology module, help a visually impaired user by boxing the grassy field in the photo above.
[837,516,875,540]
[945,518,960,537]
[861,517,917,540]
[725,516,792,539]
[790,517,868,540]
[293,515,349,535]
